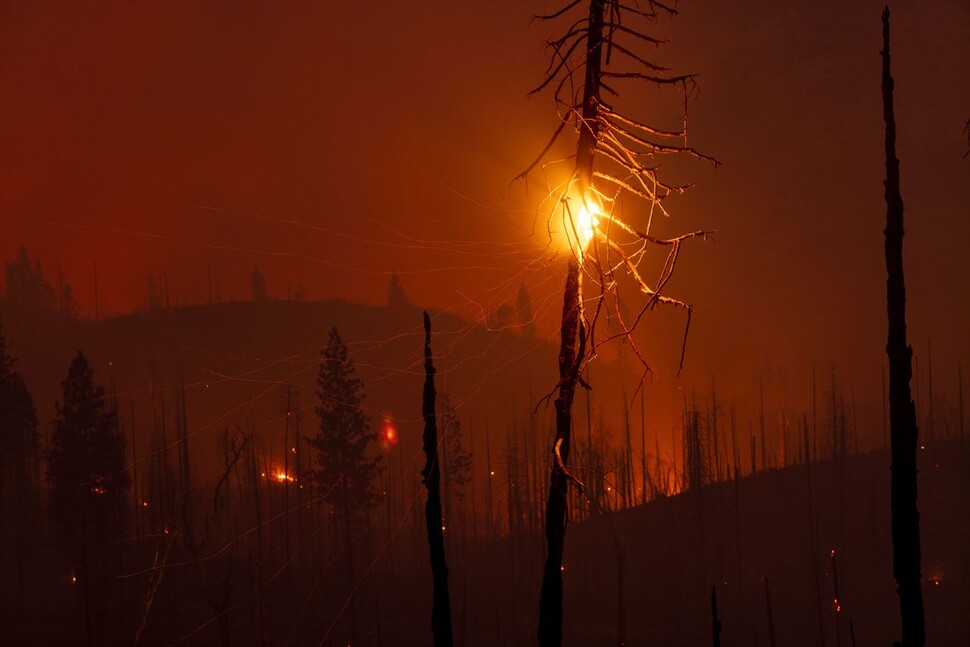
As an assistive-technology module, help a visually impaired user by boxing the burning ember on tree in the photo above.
[562,191,602,257]
[273,471,295,483]
[382,417,398,449]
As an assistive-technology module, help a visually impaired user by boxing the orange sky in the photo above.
[2,0,968,446]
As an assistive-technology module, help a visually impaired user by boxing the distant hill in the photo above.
[2,298,638,482]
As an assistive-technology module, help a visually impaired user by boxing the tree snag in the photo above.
[881,7,926,646]
[522,2,717,644]
[421,311,454,647]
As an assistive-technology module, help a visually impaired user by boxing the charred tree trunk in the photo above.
[764,576,777,647]
[881,8,926,646]
[537,0,605,644]
[421,311,454,647]
[538,256,581,647]
[711,586,722,647]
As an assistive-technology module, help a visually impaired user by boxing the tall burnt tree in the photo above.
[421,311,454,647]
[880,8,926,646]
[519,2,715,643]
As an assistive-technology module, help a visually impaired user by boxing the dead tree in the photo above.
[520,2,716,644]
[881,8,926,646]
[421,311,454,647]
[710,586,721,647]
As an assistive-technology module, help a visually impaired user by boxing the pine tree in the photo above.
[4,246,56,314]
[387,273,410,308]
[309,327,382,643]
[438,393,472,526]
[311,327,382,515]
[48,352,130,549]
[250,265,268,302]
[0,316,39,581]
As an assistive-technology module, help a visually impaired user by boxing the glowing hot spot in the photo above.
[575,200,600,251]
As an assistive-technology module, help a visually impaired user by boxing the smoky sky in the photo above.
[1,0,968,441]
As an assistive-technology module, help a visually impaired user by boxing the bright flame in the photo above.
[384,425,398,445]
[274,471,294,483]
[570,195,601,254]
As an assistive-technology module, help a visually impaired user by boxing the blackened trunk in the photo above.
[421,311,454,647]
[764,576,777,647]
[538,0,605,643]
[710,586,721,647]
[881,8,926,646]
[538,256,581,647]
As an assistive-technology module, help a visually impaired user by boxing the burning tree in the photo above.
[517,1,716,644]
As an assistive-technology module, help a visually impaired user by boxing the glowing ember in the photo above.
[384,425,397,445]
[833,598,841,614]
[274,471,294,483]
[930,575,942,587]
[575,200,599,250]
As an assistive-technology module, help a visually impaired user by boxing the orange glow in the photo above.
[564,192,601,256]
[930,575,942,587]
[574,199,599,250]
[90,486,107,495]
[384,425,398,445]
[833,598,841,614]
[274,471,294,483]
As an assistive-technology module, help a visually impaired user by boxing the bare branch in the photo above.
[514,121,569,184]
[602,70,695,85]
[607,119,720,165]
[532,0,582,22]
[605,22,666,46]
[530,36,587,96]
[608,41,670,73]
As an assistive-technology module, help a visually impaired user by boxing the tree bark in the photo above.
[538,1,605,644]
[538,257,581,647]
[710,586,721,647]
[881,8,926,646]
[421,311,454,647]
